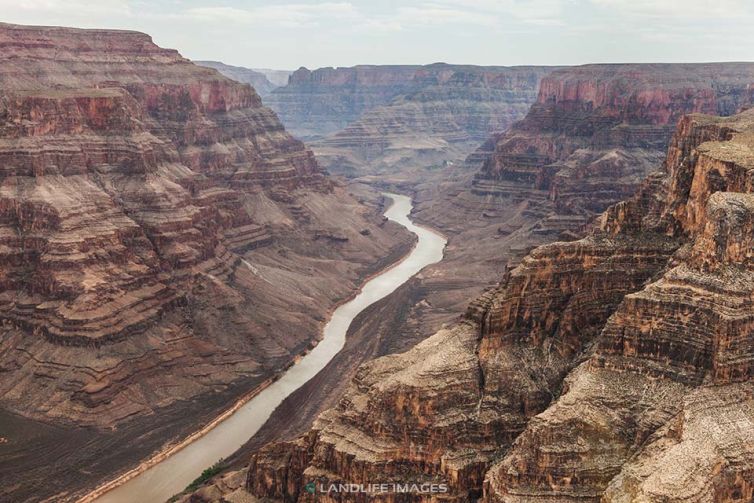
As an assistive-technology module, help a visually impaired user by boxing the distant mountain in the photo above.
[251,67,292,87]
[194,60,287,96]
[265,63,556,175]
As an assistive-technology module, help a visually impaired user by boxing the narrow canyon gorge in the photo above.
[1,13,754,503]
[180,64,754,502]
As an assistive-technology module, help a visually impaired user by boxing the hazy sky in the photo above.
[2,0,753,70]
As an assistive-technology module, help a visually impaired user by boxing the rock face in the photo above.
[475,63,754,217]
[0,22,414,502]
[194,61,281,97]
[484,109,754,503]
[232,108,754,501]
[314,66,554,176]
[265,64,554,175]
[267,65,433,139]
[408,63,754,344]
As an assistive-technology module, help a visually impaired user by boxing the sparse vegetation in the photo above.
[186,459,225,492]
[167,459,225,502]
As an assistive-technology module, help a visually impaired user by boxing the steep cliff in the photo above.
[485,109,754,503]
[312,65,553,176]
[266,65,429,139]
[476,63,754,216]
[0,22,413,502]
[224,109,754,502]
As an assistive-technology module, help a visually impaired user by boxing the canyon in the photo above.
[3,19,754,503]
[185,65,754,502]
[407,63,754,351]
[264,64,555,176]
[0,22,414,502]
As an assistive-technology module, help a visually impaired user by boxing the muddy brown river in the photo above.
[89,194,446,503]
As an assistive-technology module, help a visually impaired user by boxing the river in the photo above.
[89,193,447,503]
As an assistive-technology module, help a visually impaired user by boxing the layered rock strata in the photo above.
[0,22,413,502]
[485,110,754,502]
[476,63,754,217]
[309,65,554,176]
[264,64,553,176]
[408,63,754,340]
[229,108,754,502]
[267,64,434,139]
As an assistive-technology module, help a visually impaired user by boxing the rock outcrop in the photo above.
[312,65,554,176]
[229,108,754,501]
[267,65,433,139]
[485,109,754,503]
[476,63,754,217]
[0,22,413,502]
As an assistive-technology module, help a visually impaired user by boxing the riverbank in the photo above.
[78,200,419,503]
[0,189,415,503]
[85,194,446,503]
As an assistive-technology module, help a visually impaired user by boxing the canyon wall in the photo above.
[211,71,754,502]
[265,64,554,175]
[266,65,430,139]
[475,63,754,217]
[409,63,754,335]
[0,22,414,502]
[484,108,754,503]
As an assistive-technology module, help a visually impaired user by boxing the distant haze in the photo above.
[1,0,753,70]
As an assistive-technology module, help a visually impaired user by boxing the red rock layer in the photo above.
[408,65,754,336]
[475,63,754,217]
[0,22,411,432]
[0,22,323,347]
[485,110,754,502]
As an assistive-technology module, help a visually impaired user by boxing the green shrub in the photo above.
[167,459,225,501]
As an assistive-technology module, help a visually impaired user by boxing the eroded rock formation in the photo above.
[475,63,754,217]
[0,22,413,502]
[408,63,754,340]
[265,64,554,175]
[485,110,754,503]
[230,108,754,502]
[313,66,554,176]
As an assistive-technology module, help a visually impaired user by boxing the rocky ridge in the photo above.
[475,63,754,217]
[311,65,554,176]
[0,22,413,502]
[209,100,754,501]
[266,64,434,139]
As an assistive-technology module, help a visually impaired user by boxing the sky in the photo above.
[2,0,753,70]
